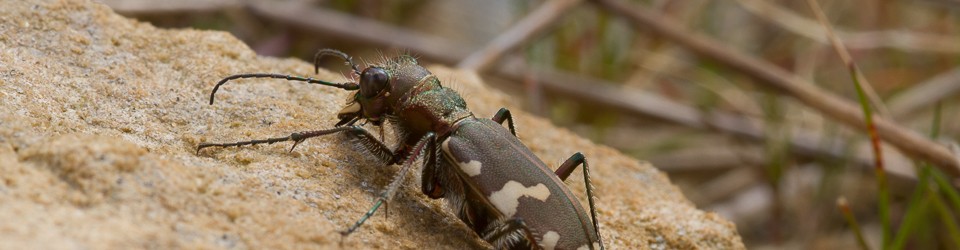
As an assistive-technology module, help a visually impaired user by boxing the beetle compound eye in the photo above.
[360,67,389,97]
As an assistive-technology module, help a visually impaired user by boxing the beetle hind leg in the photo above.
[554,153,605,250]
[491,107,517,136]
[482,218,540,250]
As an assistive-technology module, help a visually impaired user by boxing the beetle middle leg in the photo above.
[554,152,605,250]
[340,132,437,236]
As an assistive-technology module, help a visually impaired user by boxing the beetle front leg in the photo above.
[340,132,437,236]
[554,152,605,250]
[491,107,517,136]
[197,125,396,164]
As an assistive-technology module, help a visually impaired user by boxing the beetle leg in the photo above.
[482,218,540,250]
[340,132,436,236]
[420,137,446,198]
[553,152,605,250]
[197,125,395,164]
[491,107,517,136]
[344,126,399,164]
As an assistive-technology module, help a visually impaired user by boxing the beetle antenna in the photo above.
[314,49,361,76]
[208,73,359,105]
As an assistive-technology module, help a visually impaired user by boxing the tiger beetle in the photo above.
[197,49,604,250]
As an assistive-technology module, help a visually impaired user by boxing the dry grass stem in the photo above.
[457,0,583,71]
[889,67,960,119]
[803,0,890,118]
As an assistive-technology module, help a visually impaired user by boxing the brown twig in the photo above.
[457,0,584,71]
[247,1,467,64]
[591,0,960,176]
[649,147,765,172]
[695,168,759,205]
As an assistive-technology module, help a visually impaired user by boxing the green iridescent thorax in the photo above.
[382,56,472,140]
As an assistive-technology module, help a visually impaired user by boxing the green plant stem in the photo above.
[932,170,960,211]
[926,102,960,211]
[891,166,932,249]
[837,197,871,250]
[931,102,942,138]
[848,65,889,249]
[929,191,960,248]
[890,190,931,250]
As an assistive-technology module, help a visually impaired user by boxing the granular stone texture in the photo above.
[0,0,745,249]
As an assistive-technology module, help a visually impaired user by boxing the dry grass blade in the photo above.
[800,1,889,118]
[457,0,583,71]
[248,1,467,64]
[889,68,960,119]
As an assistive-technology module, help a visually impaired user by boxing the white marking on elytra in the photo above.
[489,180,551,217]
[541,231,560,250]
[461,160,482,177]
[441,138,483,177]
[441,138,451,152]
[577,242,601,250]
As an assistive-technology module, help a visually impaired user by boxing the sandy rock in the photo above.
[0,0,744,249]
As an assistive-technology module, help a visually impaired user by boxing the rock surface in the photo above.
[0,0,744,249]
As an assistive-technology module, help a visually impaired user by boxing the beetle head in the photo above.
[335,54,432,127]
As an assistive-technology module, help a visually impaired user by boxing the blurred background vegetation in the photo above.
[97,0,960,248]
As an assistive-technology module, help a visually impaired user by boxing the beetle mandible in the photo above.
[197,49,604,250]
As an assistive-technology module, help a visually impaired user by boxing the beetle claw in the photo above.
[289,139,305,153]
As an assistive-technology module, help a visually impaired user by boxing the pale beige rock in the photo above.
[0,0,745,249]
